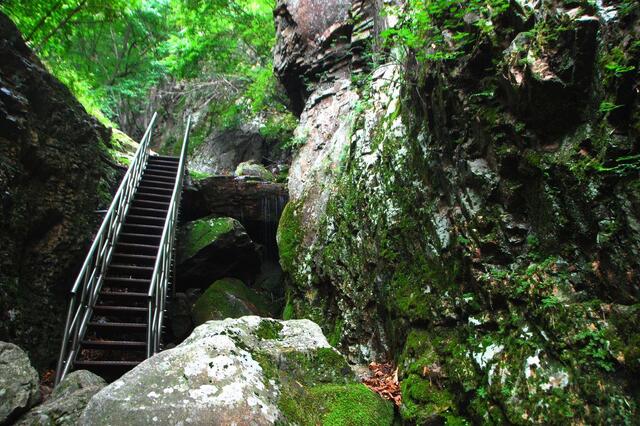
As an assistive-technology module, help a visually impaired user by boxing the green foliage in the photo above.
[260,113,298,147]
[163,0,274,78]
[1,0,280,128]
[2,0,170,121]
[188,169,213,180]
[574,328,615,372]
[593,154,640,176]
[382,0,510,62]
[599,101,623,113]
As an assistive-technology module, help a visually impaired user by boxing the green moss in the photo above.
[280,347,354,387]
[182,216,235,260]
[280,384,394,426]
[277,200,304,274]
[191,278,269,325]
[189,169,213,180]
[326,318,344,347]
[256,319,283,340]
[400,375,456,423]
[235,161,275,181]
[282,293,294,320]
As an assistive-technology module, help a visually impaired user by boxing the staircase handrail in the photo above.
[55,112,158,386]
[147,115,191,356]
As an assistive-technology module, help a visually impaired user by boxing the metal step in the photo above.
[81,340,146,350]
[150,155,180,161]
[142,168,176,177]
[148,156,179,163]
[115,242,160,254]
[107,264,154,278]
[119,232,162,245]
[142,173,175,182]
[133,194,171,203]
[145,164,178,172]
[137,184,173,194]
[140,179,175,188]
[111,253,156,265]
[122,223,165,234]
[132,199,169,208]
[100,291,148,299]
[93,305,148,315]
[126,214,166,224]
[88,321,146,330]
[103,276,151,287]
[129,206,168,217]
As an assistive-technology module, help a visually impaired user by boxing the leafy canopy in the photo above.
[0,0,278,124]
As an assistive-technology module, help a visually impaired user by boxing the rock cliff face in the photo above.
[0,12,117,370]
[276,0,639,423]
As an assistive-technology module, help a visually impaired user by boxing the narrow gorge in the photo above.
[0,0,638,425]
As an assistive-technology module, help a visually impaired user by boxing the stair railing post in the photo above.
[54,112,158,387]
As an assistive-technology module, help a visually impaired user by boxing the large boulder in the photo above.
[191,278,273,325]
[234,161,275,182]
[0,342,40,423]
[190,126,265,175]
[0,12,116,369]
[16,370,105,425]
[181,176,288,224]
[80,317,394,425]
[176,217,261,289]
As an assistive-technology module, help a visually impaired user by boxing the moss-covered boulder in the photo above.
[176,216,261,289]
[235,161,275,181]
[191,278,273,325]
[80,317,394,425]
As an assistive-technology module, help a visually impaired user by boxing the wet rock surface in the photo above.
[80,317,393,425]
[0,12,116,371]
[0,342,40,424]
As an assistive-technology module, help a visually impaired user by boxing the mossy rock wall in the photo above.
[279,1,640,423]
[0,13,117,370]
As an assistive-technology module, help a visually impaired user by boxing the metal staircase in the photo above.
[55,114,192,385]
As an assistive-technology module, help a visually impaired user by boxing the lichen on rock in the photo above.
[0,342,40,424]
